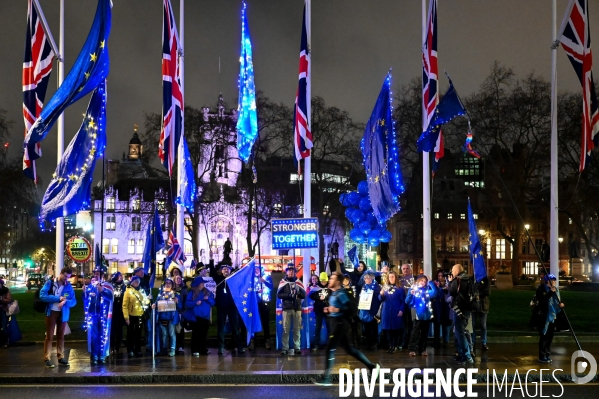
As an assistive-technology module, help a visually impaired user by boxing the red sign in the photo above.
[66,236,92,263]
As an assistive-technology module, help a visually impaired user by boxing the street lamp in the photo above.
[524,224,530,231]
[558,237,563,243]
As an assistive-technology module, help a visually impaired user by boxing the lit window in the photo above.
[102,238,109,254]
[495,239,506,260]
[128,239,135,254]
[106,197,115,210]
[473,214,478,220]
[157,200,166,211]
[111,238,118,254]
[132,216,141,231]
[185,217,192,232]
[486,238,491,259]
[460,214,465,220]
[569,218,572,225]
[160,216,167,231]
[434,213,439,219]
[274,203,282,214]
[132,199,141,211]
[109,261,118,274]
[137,239,144,254]
[106,215,115,231]
[184,241,192,255]
[447,213,453,219]
[323,205,330,215]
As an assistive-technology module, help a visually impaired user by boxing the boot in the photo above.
[248,339,255,351]
[265,339,271,350]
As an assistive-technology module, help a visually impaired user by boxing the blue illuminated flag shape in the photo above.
[23,0,111,172]
[143,209,166,289]
[468,198,487,283]
[39,80,107,224]
[236,2,258,163]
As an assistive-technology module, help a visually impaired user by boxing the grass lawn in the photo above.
[486,290,599,334]
[10,288,598,342]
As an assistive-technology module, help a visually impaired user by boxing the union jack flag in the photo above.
[23,0,54,182]
[159,0,183,177]
[293,2,312,173]
[166,230,186,267]
[422,0,438,133]
[559,0,599,171]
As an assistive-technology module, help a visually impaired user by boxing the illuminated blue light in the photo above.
[271,218,318,250]
[236,2,258,163]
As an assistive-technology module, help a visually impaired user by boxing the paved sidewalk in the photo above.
[0,342,597,384]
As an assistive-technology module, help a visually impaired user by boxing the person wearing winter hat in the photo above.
[110,272,126,355]
[85,264,114,365]
[152,278,181,356]
[208,260,242,355]
[277,264,306,355]
[184,277,214,356]
[123,275,149,357]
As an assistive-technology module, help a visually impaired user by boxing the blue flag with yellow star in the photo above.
[468,199,487,282]
[361,72,405,224]
[23,0,111,174]
[143,209,165,289]
[175,136,196,212]
[40,80,107,224]
[226,258,262,345]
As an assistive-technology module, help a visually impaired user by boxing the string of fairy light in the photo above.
[236,1,258,163]
[84,280,113,357]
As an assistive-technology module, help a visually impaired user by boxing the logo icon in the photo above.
[571,350,597,384]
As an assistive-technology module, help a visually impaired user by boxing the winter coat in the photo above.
[308,283,330,314]
[40,279,77,321]
[405,282,437,321]
[209,261,235,308]
[184,289,215,321]
[111,281,126,322]
[449,272,473,312]
[277,277,306,311]
[431,283,452,326]
[535,284,563,334]
[474,277,491,314]
[156,289,181,323]
[358,281,382,322]
[122,286,149,319]
[379,285,405,330]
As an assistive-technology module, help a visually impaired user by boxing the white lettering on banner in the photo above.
[272,222,317,232]
[272,234,316,244]
[203,277,216,296]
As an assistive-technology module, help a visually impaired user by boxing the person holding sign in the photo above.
[153,278,181,357]
[358,270,382,351]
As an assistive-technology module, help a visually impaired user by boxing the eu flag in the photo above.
[361,72,405,224]
[23,0,111,170]
[175,136,196,212]
[143,209,165,289]
[417,77,466,152]
[468,199,487,282]
[347,245,359,268]
[226,258,262,345]
[39,80,107,224]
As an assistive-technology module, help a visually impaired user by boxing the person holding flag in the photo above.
[208,260,242,355]
[249,262,272,350]
[467,199,490,352]
[277,263,306,356]
[84,263,113,365]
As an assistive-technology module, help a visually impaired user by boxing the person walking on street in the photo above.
[342,274,361,348]
[448,264,474,365]
[110,272,126,355]
[534,274,565,363]
[184,277,214,356]
[379,271,405,353]
[405,275,436,356]
[123,275,149,357]
[312,271,380,387]
[40,266,77,368]
[358,270,382,351]
[250,263,273,350]
[277,264,306,356]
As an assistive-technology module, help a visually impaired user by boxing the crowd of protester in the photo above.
[0,256,566,370]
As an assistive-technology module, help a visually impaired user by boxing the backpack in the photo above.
[33,281,54,313]
[457,276,480,311]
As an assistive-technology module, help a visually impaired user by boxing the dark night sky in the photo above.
[0,0,594,195]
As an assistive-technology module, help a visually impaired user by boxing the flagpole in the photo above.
[55,0,65,278]
[176,0,185,259]
[302,0,311,290]
[550,0,559,286]
[421,0,432,278]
